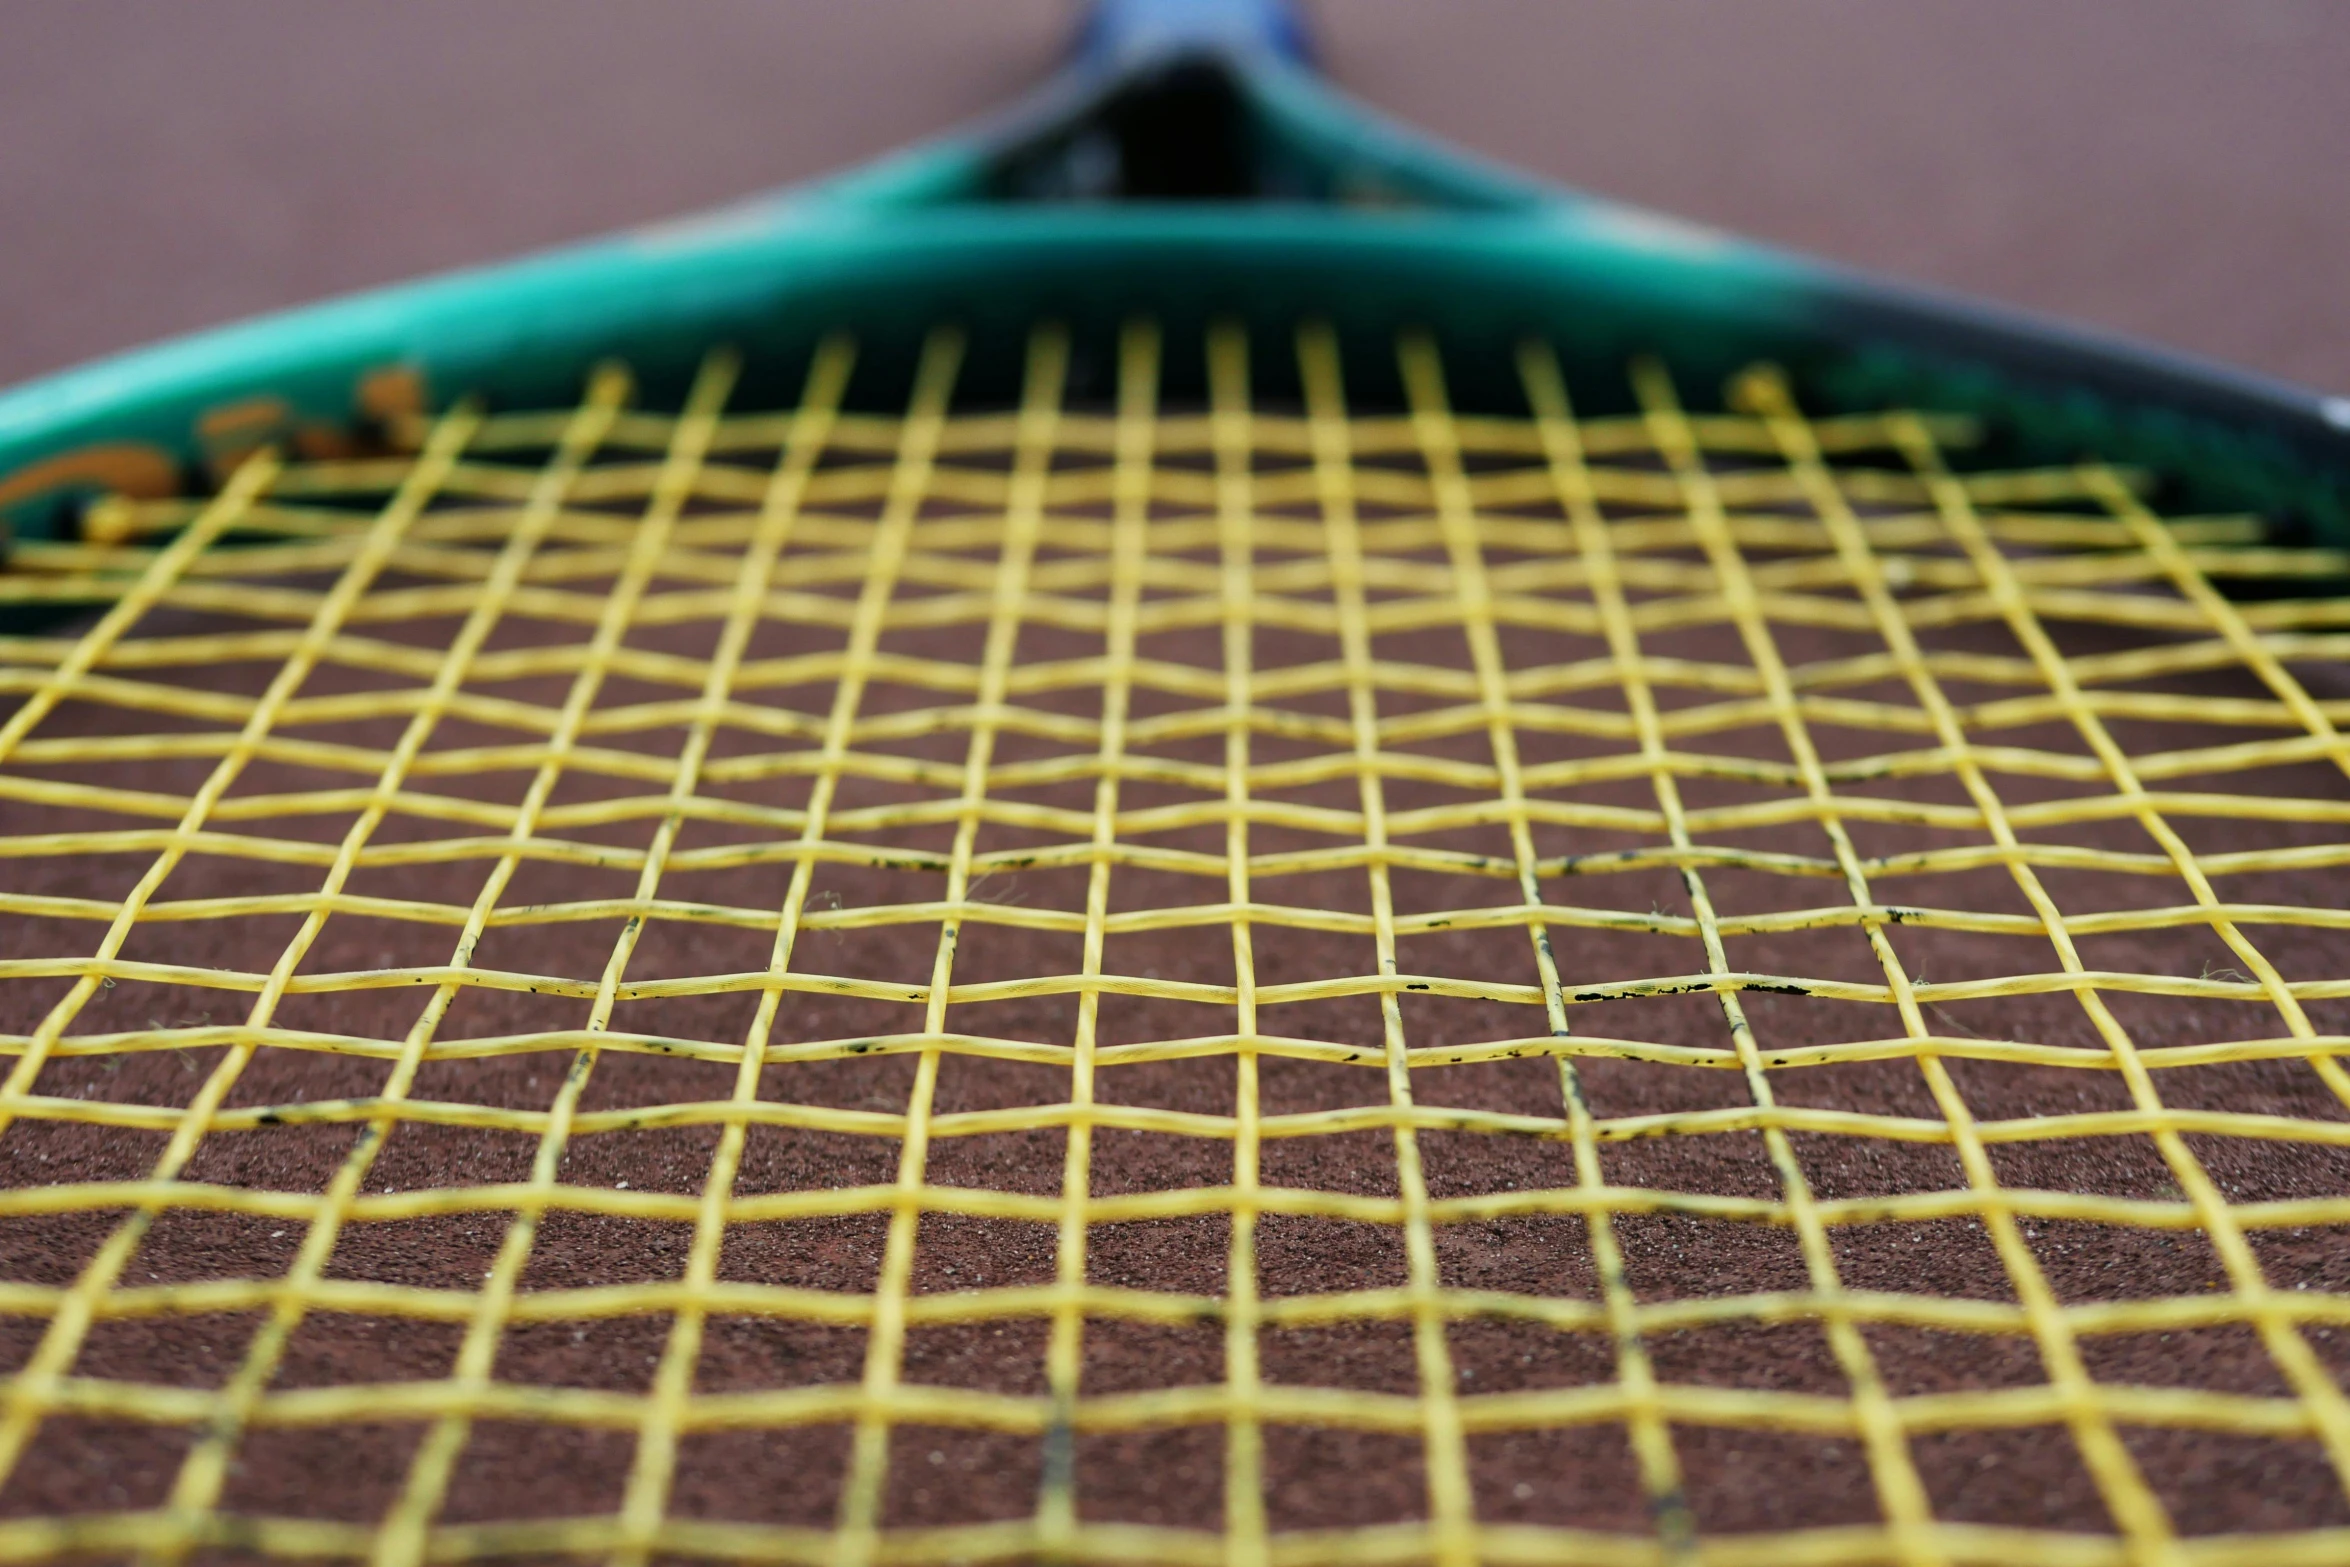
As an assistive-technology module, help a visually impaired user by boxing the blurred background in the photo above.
[2,0,2344,393]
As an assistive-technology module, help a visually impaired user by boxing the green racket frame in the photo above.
[2,0,2345,548]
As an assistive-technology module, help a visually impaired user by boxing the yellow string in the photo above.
[1297,322,1476,1567]
[610,335,858,1567]
[1429,337,1696,1558]
[0,328,2344,1566]
[1039,319,1160,1556]
[1207,320,1273,1567]
[375,350,743,1567]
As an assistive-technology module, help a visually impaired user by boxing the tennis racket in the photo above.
[0,2,2346,1564]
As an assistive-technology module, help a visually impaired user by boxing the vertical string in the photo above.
[1408,333,1697,1562]
[729,323,962,1559]
[373,351,742,1567]
[1297,321,1476,1567]
[1633,356,1947,1567]
[609,336,858,1567]
[834,325,1065,1567]
[146,366,635,1567]
[1206,320,1271,1567]
[1036,320,1159,1552]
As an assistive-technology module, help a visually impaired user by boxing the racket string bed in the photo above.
[0,323,2344,1566]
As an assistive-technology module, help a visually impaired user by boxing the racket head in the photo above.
[0,2,2344,557]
